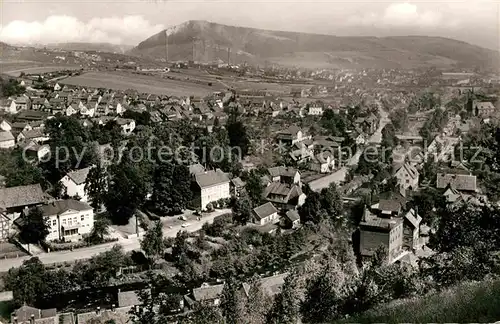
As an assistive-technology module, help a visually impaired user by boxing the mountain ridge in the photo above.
[129,20,499,69]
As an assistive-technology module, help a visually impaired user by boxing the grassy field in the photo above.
[338,279,500,323]
[0,62,81,77]
[61,71,223,97]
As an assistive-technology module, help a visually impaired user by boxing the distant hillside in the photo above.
[129,20,499,69]
[46,42,134,54]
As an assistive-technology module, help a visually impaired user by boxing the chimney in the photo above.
[96,306,101,315]
[12,316,17,324]
[111,304,116,312]
[30,314,35,324]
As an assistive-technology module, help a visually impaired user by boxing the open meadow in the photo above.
[61,71,224,97]
[0,62,81,77]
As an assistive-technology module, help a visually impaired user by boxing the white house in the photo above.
[0,131,15,149]
[309,151,335,173]
[38,199,94,242]
[16,128,49,144]
[0,99,17,114]
[393,162,419,191]
[195,169,231,210]
[0,120,12,132]
[54,83,62,91]
[60,167,92,202]
[308,105,324,116]
[116,118,136,135]
[355,133,366,146]
[252,202,279,226]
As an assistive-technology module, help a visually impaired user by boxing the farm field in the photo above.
[0,62,81,77]
[61,71,224,97]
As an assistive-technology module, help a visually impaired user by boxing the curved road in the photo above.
[0,209,231,273]
[309,105,389,192]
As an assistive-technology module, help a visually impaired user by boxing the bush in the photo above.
[41,237,119,252]
[206,203,214,212]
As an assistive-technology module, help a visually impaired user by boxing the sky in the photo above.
[0,0,498,50]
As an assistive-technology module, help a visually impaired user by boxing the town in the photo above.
[0,17,500,324]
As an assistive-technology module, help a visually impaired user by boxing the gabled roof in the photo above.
[64,167,92,185]
[394,162,419,180]
[378,199,402,213]
[0,184,45,209]
[20,128,46,140]
[437,173,477,192]
[0,131,14,142]
[285,210,300,222]
[188,163,205,175]
[403,208,421,229]
[253,202,278,220]
[195,170,230,189]
[39,199,92,216]
[193,283,224,301]
[231,177,245,188]
[268,166,298,178]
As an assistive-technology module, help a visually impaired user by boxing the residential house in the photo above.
[116,118,136,135]
[252,202,279,226]
[188,283,225,307]
[241,273,288,298]
[358,206,404,263]
[23,199,94,242]
[393,162,419,191]
[30,97,49,111]
[309,151,335,173]
[66,102,80,116]
[283,210,300,229]
[230,177,245,196]
[54,83,62,91]
[0,120,12,132]
[194,170,231,210]
[77,306,131,324]
[0,184,46,218]
[473,100,496,117]
[308,103,324,116]
[20,141,50,162]
[276,125,310,146]
[0,99,17,114]
[401,208,422,251]
[13,96,29,111]
[436,173,477,193]
[10,305,63,324]
[16,128,49,144]
[267,166,301,184]
[0,131,15,149]
[60,167,92,202]
[263,182,306,211]
[0,211,10,241]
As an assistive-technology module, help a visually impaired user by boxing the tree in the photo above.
[85,164,107,210]
[5,257,46,307]
[244,170,264,205]
[227,119,250,157]
[244,280,272,324]
[221,278,243,324]
[140,221,166,265]
[232,192,253,225]
[19,207,49,246]
[150,162,192,215]
[299,191,325,224]
[267,275,300,324]
[319,183,343,224]
[87,215,110,244]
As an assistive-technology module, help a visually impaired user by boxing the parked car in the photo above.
[181,223,191,228]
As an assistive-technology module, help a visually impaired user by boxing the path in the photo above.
[0,209,230,273]
[309,104,389,192]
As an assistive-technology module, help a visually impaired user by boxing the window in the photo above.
[52,220,57,226]
[62,219,66,225]
[81,215,85,221]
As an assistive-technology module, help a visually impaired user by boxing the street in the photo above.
[309,105,389,192]
[0,209,231,273]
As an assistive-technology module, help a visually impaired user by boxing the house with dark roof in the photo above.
[16,128,49,144]
[10,305,69,324]
[252,202,279,226]
[60,167,93,202]
[473,100,496,117]
[230,177,246,196]
[436,173,477,193]
[283,210,300,229]
[263,182,306,211]
[276,125,310,146]
[20,199,94,242]
[241,273,288,298]
[194,170,231,210]
[268,166,301,185]
[77,306,131,324]
[188,283,225,307]
[0,131,15,149]
[0,183,46,217]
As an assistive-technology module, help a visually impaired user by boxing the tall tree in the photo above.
[151,162,192,215]
[19,207,49,246]
[244,170,264,205]
[232,192,253,225]
[140,221,166,265]
[6,257,46,307]
[85,164,107,210]
[267,275,300,324]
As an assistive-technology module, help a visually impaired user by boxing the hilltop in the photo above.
[129,20,499,69]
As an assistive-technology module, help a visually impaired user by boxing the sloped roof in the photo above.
[404,208,422,229]
[193,283,224,301]
[268,166,298,178]
[118,289,148,308]
[39,199,92,216]
[437,173,477,192]
[0,131,14,142]
[65,167,91,185]
[285,210,300,222]
[188,163,205,175]
[20,128,46,140]
[195,170,230,189]
[231,177,245,188]
[378,199,402,213]
[0,184,45,209]
[253,202,278,220]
